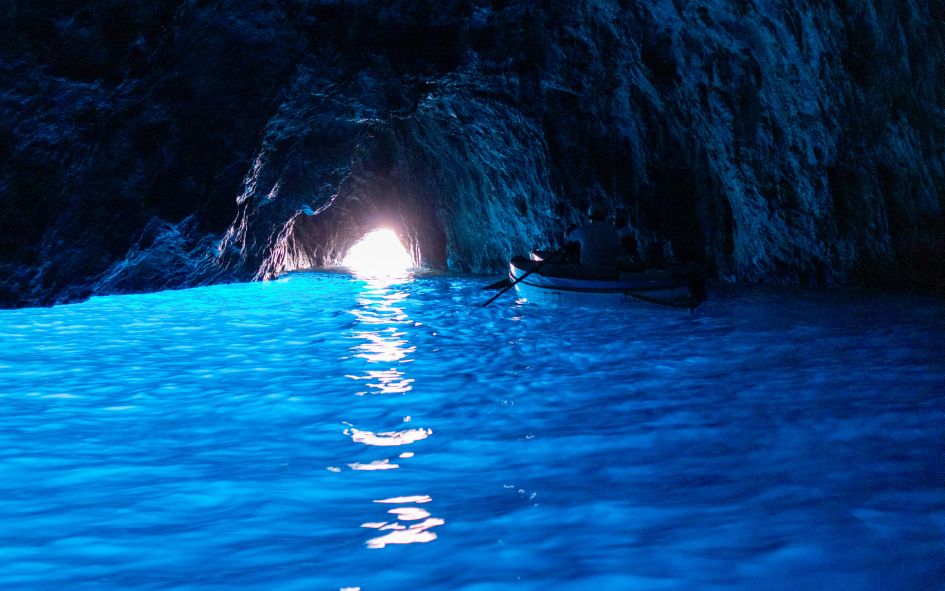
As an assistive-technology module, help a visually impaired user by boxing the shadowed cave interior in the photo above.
[0,0,942,307]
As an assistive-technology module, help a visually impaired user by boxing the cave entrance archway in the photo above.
[254,125,450,279]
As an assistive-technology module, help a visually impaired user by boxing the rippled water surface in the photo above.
[1,272,943,590]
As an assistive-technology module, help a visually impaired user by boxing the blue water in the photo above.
[1,272,943,590]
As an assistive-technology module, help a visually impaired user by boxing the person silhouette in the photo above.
[565,203,620,277]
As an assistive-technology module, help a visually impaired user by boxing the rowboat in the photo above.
[509,256,705,309]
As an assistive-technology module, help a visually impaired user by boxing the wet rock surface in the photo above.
[1,0,942,307]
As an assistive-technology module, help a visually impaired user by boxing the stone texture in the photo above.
[1,0,942,307]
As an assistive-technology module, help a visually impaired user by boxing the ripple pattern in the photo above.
[0,273,943,590]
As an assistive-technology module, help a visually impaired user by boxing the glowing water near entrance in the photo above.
[0,274,942,590]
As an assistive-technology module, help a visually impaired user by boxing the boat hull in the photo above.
[509,257,702,309]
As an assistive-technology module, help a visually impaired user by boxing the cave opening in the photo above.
[340,228,415,277]
[277,184,446,280]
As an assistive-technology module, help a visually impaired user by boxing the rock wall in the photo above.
[1,0,942,307]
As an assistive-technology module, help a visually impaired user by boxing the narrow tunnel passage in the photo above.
[281,182,447,277]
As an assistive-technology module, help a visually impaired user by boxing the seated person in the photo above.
[565,203,620,277]
[613,208,644,272]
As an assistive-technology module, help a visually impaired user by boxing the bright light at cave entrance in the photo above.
[342,229,413,277]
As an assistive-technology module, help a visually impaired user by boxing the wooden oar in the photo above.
[620,268,707,310]
[481,278,512,291]
[481,249,564,307]
[620,289,703,310]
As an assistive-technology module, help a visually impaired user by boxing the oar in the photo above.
[481,278,512,291]
[481,249,563,307]
[620,289,702,310]
[620,267,707,310]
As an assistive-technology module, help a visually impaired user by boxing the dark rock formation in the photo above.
[1,0,943,307]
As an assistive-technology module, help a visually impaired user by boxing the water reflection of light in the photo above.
[347,369,415,395]
[346,281,415,395]
[351,329,415,363]
[362,496,444,549]
[374,495,432,504]
[350,300,409,325]
[387,507,430,520]
[345,427,432,446]
[364,524,440,549]
[348,459,399,471]
[341,266,443,550]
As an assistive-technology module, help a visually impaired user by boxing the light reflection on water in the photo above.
[347,278,416,396]
[342,275,443,549]
[0,272,943,590]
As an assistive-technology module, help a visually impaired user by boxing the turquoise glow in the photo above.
[1,274,943,590]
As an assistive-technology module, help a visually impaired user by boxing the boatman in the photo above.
[565,203,620,276]
[614,208,642,269]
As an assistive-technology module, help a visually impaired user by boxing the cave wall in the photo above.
[1,0,942,307]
